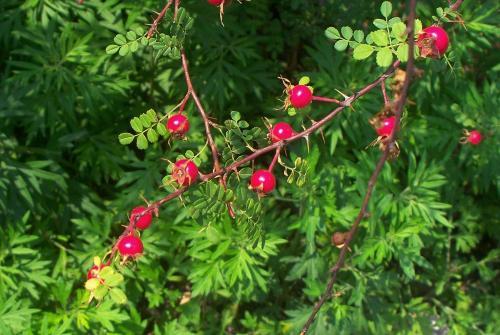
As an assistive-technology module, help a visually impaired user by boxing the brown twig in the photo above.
[312,95,342,105]
[181,50,221,172]
[180,50,236,216]
[146,0,175,39]
[178,91,191,113]
[174,0,181,19]
[449,0,464,11]
[298,0,418,333]
[381,82,389,106]
[268,146,282,172]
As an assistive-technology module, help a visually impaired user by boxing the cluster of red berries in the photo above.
[117,207,154,259]
[107,24,458,267]
[111,160,204,261]
[374,116,483,146]
[166,113,200,185]
[87,206,152,278]
[117,206,153,257]
[87,2,477,298]
[248,121,297,194]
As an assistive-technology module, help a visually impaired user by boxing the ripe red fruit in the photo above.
[271,122,294,143]
[376,116,396,137]
[289,85,313,109]
[118,235,144,257]
[208,0,224,5]
[130,206,153,230]
[467,130,482,145]
[417,26,449,57]
[167,114,190,136]
[172,159,199,186]
[250,170,276,193]
[87,265,107,279]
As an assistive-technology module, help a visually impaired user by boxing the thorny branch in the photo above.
[268,146,282,172]
[312,95,342,105]
[105,1,464,330]
[107,58,400,261]
[180,51,221,173]
[298,0,467,332]
[146,0,175,39]
[180,49,235,216]
[381,81,390,106]
[449,0,464,11]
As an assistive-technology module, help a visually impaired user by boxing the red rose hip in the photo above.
[118,235,144,257]
[167,114,190,136]
[270,122,294,143]
[250,170,276,193]
[208,0,223,5]
[418,26,449,57]
[376,116,396,137]
[172,159,199,186]
[289,85,313,109]
[130,206,153,230]
[467,130,482,145]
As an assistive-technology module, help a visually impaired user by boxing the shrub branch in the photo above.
[104,1,465,328]
[300,0,417,333]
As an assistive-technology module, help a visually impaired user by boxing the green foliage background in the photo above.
[0,0,499,334]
